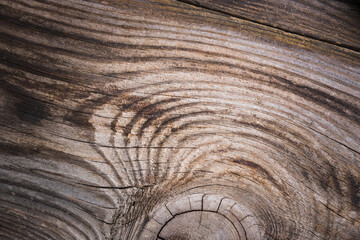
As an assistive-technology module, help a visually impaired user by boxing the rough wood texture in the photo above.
[179,0,360,51]
[0,0,359,239]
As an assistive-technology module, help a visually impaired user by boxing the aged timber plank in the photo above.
[0,0,359,239]
[177,0,360,51]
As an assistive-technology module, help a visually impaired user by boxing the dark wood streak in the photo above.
[231,157,284,192]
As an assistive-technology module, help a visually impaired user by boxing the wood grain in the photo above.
[0,0,359,239]
[178,0,360,51]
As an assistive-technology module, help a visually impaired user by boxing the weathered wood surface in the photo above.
[0,0,359,239]
[179,0,360,51]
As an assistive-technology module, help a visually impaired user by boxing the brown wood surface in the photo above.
[179,0,360,51]
[0,0,359,239]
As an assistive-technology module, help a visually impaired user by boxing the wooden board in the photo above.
[178,0,360,51]
[0,0,359,239]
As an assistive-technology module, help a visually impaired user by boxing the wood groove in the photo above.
[175,0,360,52]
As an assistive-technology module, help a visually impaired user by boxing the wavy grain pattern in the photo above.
[0,0,359,239]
